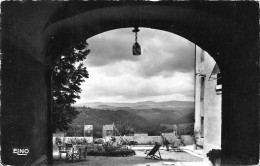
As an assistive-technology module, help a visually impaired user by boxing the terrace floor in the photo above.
[53,145,204,166]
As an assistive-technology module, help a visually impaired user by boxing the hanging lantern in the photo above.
[132,27,141,56]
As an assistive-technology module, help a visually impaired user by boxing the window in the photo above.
[217,73,222,85]
[216,73,222,94]
[208,64,220,81]
[200,77,205,101]
[201,117,204,138]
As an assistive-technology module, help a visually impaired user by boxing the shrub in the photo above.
[206,149,221,164]
[88,149,136,157]
[75,138,88,145]
[87,141,135,157]
[94,138,105,144]
[95,145,105,152]
[102,142,119,152]
[111,136,116,142]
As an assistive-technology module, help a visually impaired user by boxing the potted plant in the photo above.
[55,137,62,146]
[206,149,221,166]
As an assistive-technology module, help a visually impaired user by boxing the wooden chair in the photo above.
[73,146,88,161]
[66,144,86,162]
[145,142,162,160]
[71,146,80,161]
[58,143,73,160]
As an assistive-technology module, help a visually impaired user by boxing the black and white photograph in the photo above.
[0,1,259,166]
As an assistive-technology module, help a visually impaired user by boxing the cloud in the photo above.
[85,28,195,77]
[85,29,138,67]
[76,28,198,103]
[77,65,194,103]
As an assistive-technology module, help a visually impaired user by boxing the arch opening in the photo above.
[52,28,223,165]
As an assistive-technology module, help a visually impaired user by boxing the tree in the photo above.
[114,119,134,136]
[52,41,90,132]
[65,125,84,137]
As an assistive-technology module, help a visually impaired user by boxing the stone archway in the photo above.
[1,1,259,165]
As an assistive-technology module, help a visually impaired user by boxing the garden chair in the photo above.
[170,139,182,152]
[58,143,73,160]
[72,146,88,161]
[145,142,162,160]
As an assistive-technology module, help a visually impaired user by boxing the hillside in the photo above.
[68,107,153,137]
[69,100,195,137]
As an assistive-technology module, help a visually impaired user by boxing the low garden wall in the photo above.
[115,134,177,145]
[163,133,177,144]
[53,133,181,145]
[53,137,93,145]
[180,135,195,145]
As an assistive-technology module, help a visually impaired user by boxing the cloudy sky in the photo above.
[75,28,197,104]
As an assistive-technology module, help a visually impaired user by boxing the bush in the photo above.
[94,138,105,144]
[102,142,119,152]
[129,141,138,145]
[206,149,221,164]
[88,149,136,157]
[111,136,116,142]
[87,141,135,157]
[75,138,88,145]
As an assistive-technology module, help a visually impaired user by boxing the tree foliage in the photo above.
[52,41,90,132]
[115,119,134,136]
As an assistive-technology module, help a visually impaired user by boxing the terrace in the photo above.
[53,145,204,166]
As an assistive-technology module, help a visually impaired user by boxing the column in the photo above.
[1,39,49,165]
[221,41,259,165]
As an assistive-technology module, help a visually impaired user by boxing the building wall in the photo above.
[194,47,222,159]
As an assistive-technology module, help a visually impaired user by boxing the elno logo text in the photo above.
[13,148,30,156]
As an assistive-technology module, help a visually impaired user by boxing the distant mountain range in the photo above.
[69,100,195,137]
[75,100,194,110]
